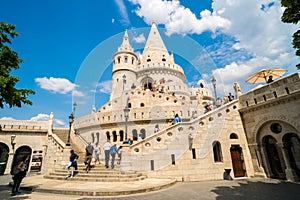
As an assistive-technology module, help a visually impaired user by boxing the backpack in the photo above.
[110,146,117,155]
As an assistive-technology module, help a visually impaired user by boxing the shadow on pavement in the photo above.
[211,179,300,200]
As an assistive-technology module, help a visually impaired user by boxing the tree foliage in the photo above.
[0,22,35,108]
[281,0,300,69]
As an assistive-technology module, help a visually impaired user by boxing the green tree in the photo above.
[281,0,300,69]
[0,22,35,108]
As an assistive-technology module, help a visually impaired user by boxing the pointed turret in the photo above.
[144,22,168,52]
[117,30,134,53]
[140,21,172,65]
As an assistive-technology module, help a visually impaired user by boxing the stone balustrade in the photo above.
[239,73,300,109]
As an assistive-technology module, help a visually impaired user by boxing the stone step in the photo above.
[44,174,147,182]
[49,171,143,178]
[54,169,138,175]
[22,175,177,197]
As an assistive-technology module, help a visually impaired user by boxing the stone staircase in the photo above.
[52,128,86,162]
[44,163,147,182]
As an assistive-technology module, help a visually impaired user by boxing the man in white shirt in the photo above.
[103,140,112,168]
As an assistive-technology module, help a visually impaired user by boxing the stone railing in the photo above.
[121,100,239,172]
[239,72,300,109]
[137,62,184,73]
[0,119,48,132]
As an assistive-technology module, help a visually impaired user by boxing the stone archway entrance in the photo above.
[0,143,9,175]
[12,146,32,171]
[263,136,284,179]
[230,145,246,177]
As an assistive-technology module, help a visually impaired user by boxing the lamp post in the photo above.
[122,74,126,91]
[66,102,77,146]
[211,76,217,102]
[11,135,16,153]
[123,105,130,141]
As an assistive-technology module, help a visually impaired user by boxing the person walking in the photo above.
[117,146,123,165]
[110,144,118,169]
[66,149,79,179]
[103,140,112,168]
[84,142,94,173]
[11,155,29,196]
[94,142,101,165]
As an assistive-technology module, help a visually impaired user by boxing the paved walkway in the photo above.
[1,174,300,200]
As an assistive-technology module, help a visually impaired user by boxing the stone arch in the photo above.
[0,142,9,175]
[253,115,300,144]
[132,129,138,141]
[212,141,223,162]
[255,119,300,180]
[112,131,117,142]
[12,145,32,172]
[140,129,146,139]
[106,131,110,141]
[262,135,284,179]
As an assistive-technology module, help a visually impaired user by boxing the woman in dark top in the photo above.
[11,155,29,196]
[66,149,78,178]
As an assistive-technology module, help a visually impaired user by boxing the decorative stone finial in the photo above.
[234,82,242,99]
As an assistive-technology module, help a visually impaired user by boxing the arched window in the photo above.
[132,57,135,64]
[128,103,131,108]
[119,130,124,142]
[112,131,117,142]
[117,57,121,64]
[91,133,95,143]
[140,103,145,107]
[230,133,238,139]
[124,56,128,63]
[132,129,138,141]
[106,131,110,141]
[96,132,99,143]
[140,129,146,139]
[212,141,223,162]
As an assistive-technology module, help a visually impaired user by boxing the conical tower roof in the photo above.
[118,30,134,52]
[144,22,168,53]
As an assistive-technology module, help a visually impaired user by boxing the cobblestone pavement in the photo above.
[1,174,299,200]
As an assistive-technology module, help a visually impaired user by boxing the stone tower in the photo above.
[111,30,138,100]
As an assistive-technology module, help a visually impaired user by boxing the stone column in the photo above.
[249,144,267,178]
[4,150,14,174]
[278,143,299,181]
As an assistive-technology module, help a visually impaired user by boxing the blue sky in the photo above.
[1,0,299,126]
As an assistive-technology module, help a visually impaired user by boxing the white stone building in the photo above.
[0,23,299,182]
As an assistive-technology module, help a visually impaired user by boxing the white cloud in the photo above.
[115,0,130,26]
[30,113,66,127]
[72,90,84,97]
[30,113,49,121]
[35,77,77,94]
[97,80,112,94]
[129,0,231,35]
[212,0,297,60]
[206,0,299,94]
[133,33,146,43]
[0,117,15,120]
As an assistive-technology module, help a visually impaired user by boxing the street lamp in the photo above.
[66,102,77,146]
[123,105,130,141]
[211,76,217,101]
[11,135,16,152]
[122,74,126,91]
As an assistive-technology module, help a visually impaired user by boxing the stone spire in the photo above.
[144,21,168,53]
[118,29,133,52]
